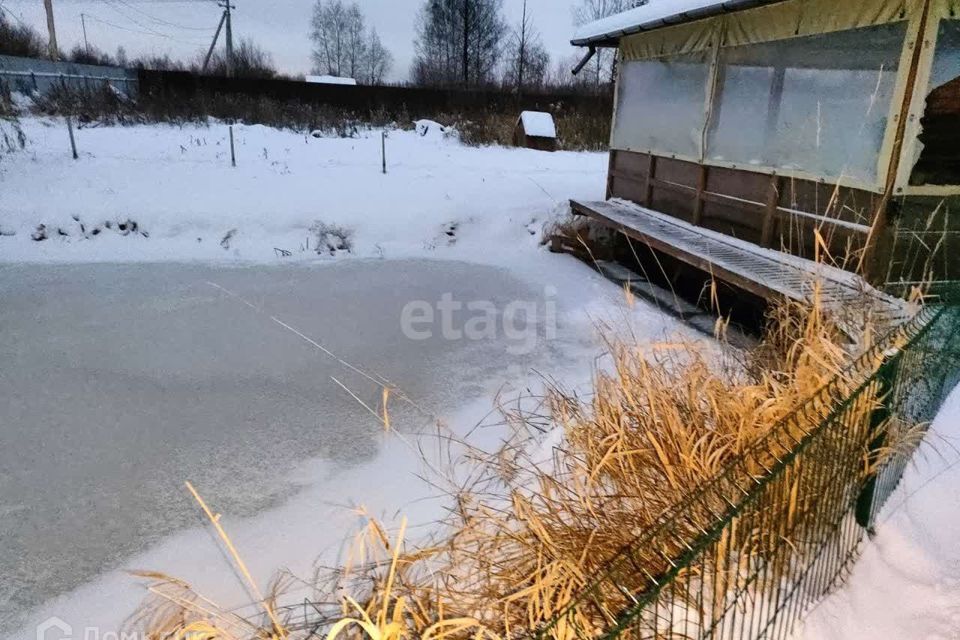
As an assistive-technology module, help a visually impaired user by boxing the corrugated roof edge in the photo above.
[571,0,786,47]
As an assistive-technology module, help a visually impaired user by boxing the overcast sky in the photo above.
[1,0,588,82]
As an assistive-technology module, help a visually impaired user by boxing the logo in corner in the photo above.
[36,617,72,640]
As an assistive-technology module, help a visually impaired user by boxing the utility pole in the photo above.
[202,11,228,73]
[218,0,235,77]
[43,0,59,61]
[80,13,89,56]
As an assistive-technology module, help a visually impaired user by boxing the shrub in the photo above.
[0,82,26,159]
[193,39,279,80]
[67,45,117,67]
[0,12,45,58]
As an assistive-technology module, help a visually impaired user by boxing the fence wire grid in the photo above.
[535,304,960,640]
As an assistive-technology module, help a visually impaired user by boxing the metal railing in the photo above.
[0,54,138,97]
[539,304,960,640]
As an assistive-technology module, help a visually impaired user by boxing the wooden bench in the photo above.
[570,198,912,328]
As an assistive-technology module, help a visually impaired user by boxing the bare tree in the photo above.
[364,29,393,85]
[546,53,596,92]
[310,0,393,84]
[311,0,350,77]
[572,0,636,89]
[412,0,506,88]
[502,0,550,92]
[344,3,366,79]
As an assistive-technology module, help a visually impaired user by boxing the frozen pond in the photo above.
[0,260,565,634]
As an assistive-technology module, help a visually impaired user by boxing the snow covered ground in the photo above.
[0,117,600,265]
[798,384,960,640]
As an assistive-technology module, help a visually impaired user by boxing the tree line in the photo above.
[1,0,640,91]
[310,0,637,92]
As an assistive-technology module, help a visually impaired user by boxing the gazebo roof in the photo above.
[571,0,786,47]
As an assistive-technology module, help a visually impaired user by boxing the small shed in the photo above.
[305,75,358,86]
[569,0,960,302]
[513,111,558,151]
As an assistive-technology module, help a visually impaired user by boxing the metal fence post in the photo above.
[66,116,78,160]
[855,348,903,532]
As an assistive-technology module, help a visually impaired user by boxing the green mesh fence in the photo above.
[538,304,960,640]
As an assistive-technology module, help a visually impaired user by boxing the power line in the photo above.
[0,2,32,29]
[82,13,206,46]
[101,0,200,40]
[107,0,213,31]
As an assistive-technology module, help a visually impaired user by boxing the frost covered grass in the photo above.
[129,289,910,640]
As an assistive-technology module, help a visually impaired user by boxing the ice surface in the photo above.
[0,256,705,638]
[519,111,557,139]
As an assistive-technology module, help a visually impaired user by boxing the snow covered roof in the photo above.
[572,0,786,46]
[518,111,557,139]
[305,75,358,86]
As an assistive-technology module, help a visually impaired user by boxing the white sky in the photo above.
[1,0,588,82]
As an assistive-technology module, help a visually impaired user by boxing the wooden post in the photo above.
[381,131,387,174]
[66,117,78,160]
[644,154,657,207]
[81,13,89,56]
[229,125,236,167]
[855,350,902,532]
[761,174,781,248]
[43,0,59,61]
[860,0,932,283]
[692,164,708,226]
[224,0,234,78]
[605,150,615,200]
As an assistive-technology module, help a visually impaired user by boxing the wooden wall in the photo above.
[607,149,881,276]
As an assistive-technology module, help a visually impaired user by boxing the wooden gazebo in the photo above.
[570,0,959,304]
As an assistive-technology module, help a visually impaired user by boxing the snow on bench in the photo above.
[570,198,912,328]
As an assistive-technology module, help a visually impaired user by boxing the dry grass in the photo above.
[129,286,911,640]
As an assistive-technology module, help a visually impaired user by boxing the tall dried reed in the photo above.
[132,286,908,640]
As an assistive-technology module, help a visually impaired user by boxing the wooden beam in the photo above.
[605,151,616,200]
[644,154,656,206]
[860,0,932,283]
[761,174,781,247]
[692,164,708,226]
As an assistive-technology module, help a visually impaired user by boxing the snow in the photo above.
[519,111,557,139]
[305,75,358,86]
[572,0,771,44]
[414,118,457,140]
[797,383,960,639]
[0,117,601,265]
